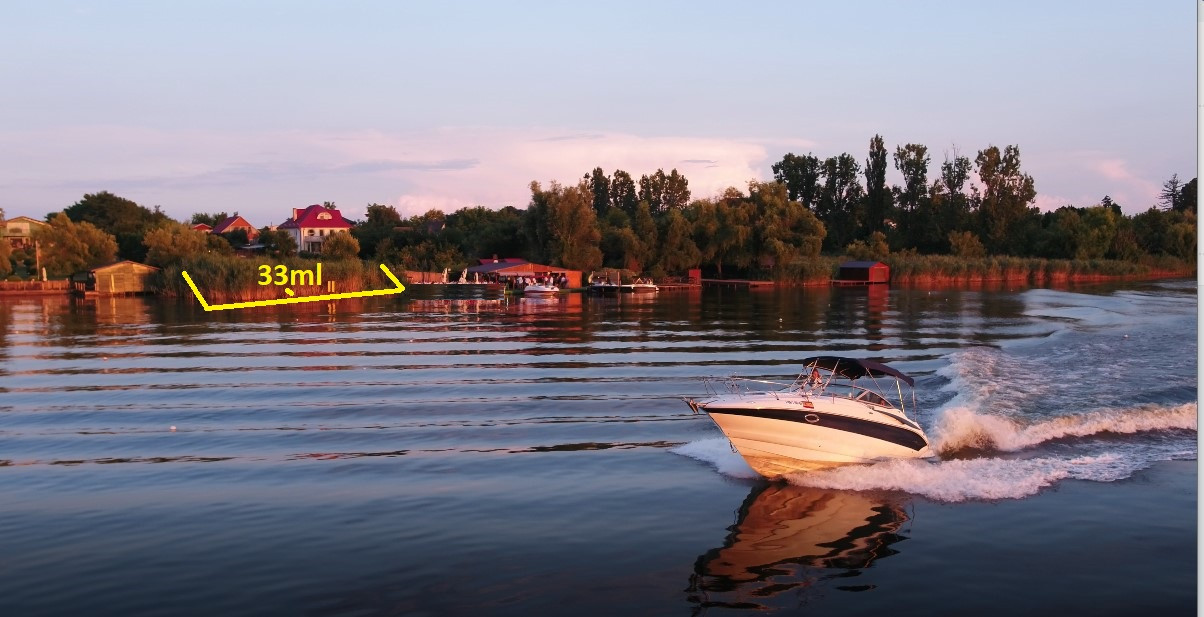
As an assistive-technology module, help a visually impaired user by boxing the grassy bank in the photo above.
[767,254,1193,286]
[154,255,401,302]
[881,254,1193,285]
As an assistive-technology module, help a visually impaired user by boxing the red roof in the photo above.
[278,205,353,230]
[211,215,256,235]
[191,223,212,232]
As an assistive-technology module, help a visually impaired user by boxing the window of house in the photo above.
[307,229,315,236]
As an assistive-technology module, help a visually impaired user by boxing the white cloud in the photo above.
[0,125,780,221]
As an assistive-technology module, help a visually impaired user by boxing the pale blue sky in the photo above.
[0,0,1194,224]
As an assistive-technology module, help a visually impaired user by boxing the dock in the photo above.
[700,279,775,289]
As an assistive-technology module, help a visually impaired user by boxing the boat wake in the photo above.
[932,402,1198,455]
[670,438,760,480]
[673,428,1196,503]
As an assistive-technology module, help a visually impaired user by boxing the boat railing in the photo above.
[703,377,792,398]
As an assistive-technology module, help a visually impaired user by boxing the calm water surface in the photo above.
[1,281,1196,616]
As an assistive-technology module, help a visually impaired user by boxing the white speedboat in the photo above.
[523,283,559,296]
[621,282,658,293]
[685,356,933,479]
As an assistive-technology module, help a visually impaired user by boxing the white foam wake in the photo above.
[932,402,1198,454]
[784,450,1192,503]
[670,437,759,479]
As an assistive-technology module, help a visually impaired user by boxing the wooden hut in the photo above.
[73,261,159,296]
[833,261,890,285]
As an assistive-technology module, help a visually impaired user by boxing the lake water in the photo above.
[1,280,1196,616]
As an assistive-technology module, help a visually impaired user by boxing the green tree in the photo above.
[862,135,893,238]
[0,230,11,277]
[443,205,525,261]
[524,180,602,271]
[817,154,864,251]
[638,169,667,214]
[662,169,691,212]
[630,202,658,271]
[610,170,638,215]
[893,144,930,213]
[221,228,250,248]
[32,213,118,277]
[1159,174,1183,211]
[144,222,231,268]
[948,230,986,258]
[599,207,639,269]
[749,181,825,276]
[321,232,361,261]
[352,203,403,259]
[846,231,890,261]
[190,212,230,227]
[586,167,611,215]
[1178,178,1197,214]
[1074,205,1119,260]
[655,209,700,274]
[771,153,822,209]
[975,145,1037,254]
[1165,213,1197,261]
[63,191,170,262]
[258,228,298,259]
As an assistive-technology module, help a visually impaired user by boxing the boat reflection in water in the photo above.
[687,483,909,612]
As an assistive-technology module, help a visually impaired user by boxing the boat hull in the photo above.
[703,399,932,479]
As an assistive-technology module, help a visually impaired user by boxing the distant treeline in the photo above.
[4,135,1196,286]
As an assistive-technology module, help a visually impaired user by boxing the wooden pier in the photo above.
[700,279,775,289]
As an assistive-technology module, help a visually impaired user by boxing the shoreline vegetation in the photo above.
[140,253,1191,304]
[3,136,1197,299]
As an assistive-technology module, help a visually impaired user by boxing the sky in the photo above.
[0,0,1195,225]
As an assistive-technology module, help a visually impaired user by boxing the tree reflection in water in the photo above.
[687,483,910,613]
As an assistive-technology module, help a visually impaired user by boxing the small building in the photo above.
[211,215,259,241]
[466,258,582,288]
[191,223,213,233]
[833,261,890,285]
[278,205,353,253]
[72,261,160,296]
[3,216,49,249]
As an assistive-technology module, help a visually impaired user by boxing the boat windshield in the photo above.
[812,382,896,409]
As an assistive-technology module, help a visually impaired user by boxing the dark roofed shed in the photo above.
[834,261,889,284]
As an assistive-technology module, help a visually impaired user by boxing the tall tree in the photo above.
[771,153,822,209]
[638,169,668,214]
[610,170,638,216]
[1159,174,1183,211]
[816,154,863,251]
[524,180,602,271]
[1176,177,1196,214]
[893,144,930,213]
[662,168,691,212]
[863,135,892,237]
[586,167,611,215]
[975,145,1036,254]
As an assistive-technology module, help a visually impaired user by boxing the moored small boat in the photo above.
[522,283,559,296]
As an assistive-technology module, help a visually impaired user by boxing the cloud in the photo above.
[0,124,775,220]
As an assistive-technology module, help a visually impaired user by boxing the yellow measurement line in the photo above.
[181,264,406,312]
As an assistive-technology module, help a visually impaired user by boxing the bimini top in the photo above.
[802,356,914,387]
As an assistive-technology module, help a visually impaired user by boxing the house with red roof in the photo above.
[277,204,353,254]
[191,223,213,233]
[211,215,258,241]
